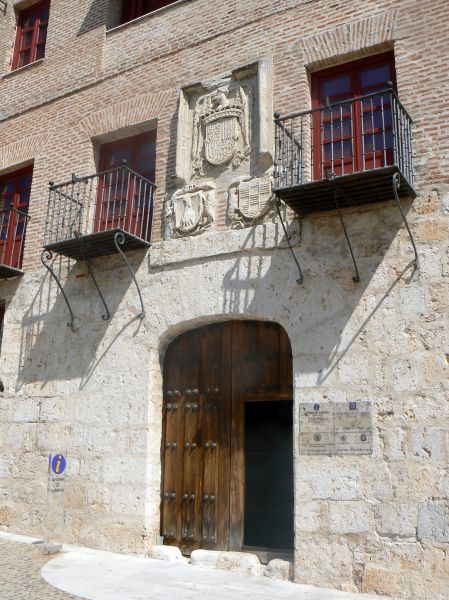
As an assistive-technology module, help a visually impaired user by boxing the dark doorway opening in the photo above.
[244,400,294,550]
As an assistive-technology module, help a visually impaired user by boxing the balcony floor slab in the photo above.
[0,264,24,279]
[43,228,150,261]
[274,166,415,214]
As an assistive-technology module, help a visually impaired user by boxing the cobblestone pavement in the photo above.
[0,539,84,600]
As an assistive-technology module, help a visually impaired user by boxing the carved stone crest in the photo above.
[228,175,274,229]
[192,86,251,177]
[175,60,274,186]
[165,183,215,238]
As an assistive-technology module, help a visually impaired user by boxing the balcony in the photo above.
[0,208,30,278]
[274,88,415,213]
[42,166,156,323]
[43,165,156,260]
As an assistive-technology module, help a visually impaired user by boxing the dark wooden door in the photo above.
[161,321,293,553]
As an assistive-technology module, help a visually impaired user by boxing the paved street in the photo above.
[0,538,83,600]
[43,549,391,600]
[0,532,391,600]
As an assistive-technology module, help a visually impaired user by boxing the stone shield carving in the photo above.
[165,183,215,238]
[192,86,251,177]
[228,175,275,229]
[204,114,240,166]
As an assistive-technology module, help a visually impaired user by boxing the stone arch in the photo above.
[157,312,289,363]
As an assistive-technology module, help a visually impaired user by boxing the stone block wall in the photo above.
[0,1,448,599]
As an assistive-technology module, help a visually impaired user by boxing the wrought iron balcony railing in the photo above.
[44,165,156,260]
[274,87,415,213]
[0,207,30,278]
[42,165,156,325]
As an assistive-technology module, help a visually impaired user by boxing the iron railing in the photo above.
[274,88,413,190]
[0,207,30,272]
[44,166,156,246]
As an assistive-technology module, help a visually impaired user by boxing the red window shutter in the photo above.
[98,130,156,181]
[311,52,396,179]
[0,166,33,270]
[12,1,50,71]
[95,131,156,240]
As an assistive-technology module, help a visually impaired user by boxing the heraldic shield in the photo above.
[204,114,240,166]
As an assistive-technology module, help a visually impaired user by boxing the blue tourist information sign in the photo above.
[44,451,67,553]
[51,453,66,476]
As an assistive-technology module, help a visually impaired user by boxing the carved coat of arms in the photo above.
[228,175,274,229]
[165,183,215,238]
[192,86,252,177]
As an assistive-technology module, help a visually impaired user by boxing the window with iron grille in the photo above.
[95,131,156,240]
[311,52,396,180]
[0,166,33,271]
[12,1,50,71]
[120,0,178,24]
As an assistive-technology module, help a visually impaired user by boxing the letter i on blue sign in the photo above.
[51,453,66,475]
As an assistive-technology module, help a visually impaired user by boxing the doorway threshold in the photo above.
[241,546,294,565]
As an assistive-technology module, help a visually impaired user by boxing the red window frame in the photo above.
[311,52,397,180]
[121,0,177,24]
[12,1,50,71]
[95,131,156,239]
[98,130,156,185]
[0,165,33,270]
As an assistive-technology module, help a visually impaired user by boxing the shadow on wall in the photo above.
[16,250,147,392]
[219,198,417,385]
[16,196,417,393]
[77,0,111,36]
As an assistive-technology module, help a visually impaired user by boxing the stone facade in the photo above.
[0,1,448,599]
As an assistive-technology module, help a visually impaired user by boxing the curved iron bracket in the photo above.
[327,174,360,283]
[80,242,110,321]
[392,172,418,269]
[40,249,75,330]
[114,232,145,318]
[275,198,303,284]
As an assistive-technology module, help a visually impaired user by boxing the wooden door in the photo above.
[161,321,293,553]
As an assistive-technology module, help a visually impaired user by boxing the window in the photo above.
[96,131,156,239]
[121,0,177,24]
[0,166,33,270]
[99,131,156,180]
[12,1,50,70]
[311,52,396,180]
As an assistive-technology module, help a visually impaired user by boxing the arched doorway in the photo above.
[161,320,293,556]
